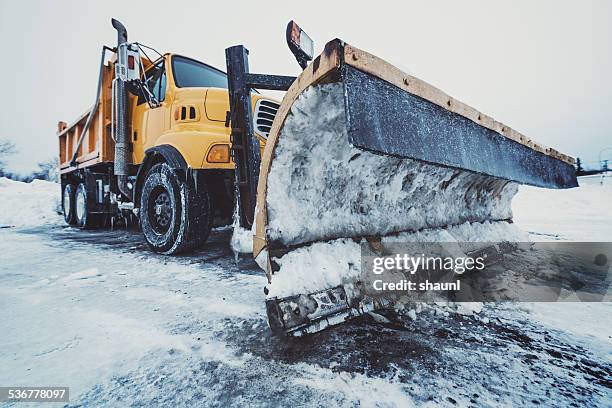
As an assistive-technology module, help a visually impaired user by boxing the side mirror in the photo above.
[286,20,314,70]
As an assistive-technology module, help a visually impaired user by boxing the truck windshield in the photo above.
[172,56,228,88]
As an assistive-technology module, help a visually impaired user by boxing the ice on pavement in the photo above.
[0,229,425,406]
[0,177,62,227]
[1,227,608,406]
[0,230,265,400]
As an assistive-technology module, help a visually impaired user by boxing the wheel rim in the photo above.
[76,189,86,222]
[148,186,173,234]
[63,188,71,217]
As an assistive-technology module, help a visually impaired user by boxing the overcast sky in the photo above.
[0,0,610,173]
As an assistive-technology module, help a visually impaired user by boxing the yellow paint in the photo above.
[130,54,276,169]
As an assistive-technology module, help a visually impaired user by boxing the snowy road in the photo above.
[1,175,611,407]
[1,224,610,407]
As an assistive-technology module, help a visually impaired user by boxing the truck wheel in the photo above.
[62,184,77,225]
[75,183,97,229]
[140,163,192,254]
[187,181,213,250]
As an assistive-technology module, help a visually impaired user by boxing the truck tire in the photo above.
[140,163,190,254]
[187,181,213,250]
[62,184,77,225]
[75,182,98,229]
[140,163,213,254]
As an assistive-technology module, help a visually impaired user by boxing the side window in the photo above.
[151,70,166,103]
[138,62,166,105]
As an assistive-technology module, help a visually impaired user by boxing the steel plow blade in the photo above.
[253,40,578,335]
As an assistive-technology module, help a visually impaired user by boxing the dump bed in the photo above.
[57,58,116,175]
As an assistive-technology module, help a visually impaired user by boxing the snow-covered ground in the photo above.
[0,176,610,407]
[513,174,612,241]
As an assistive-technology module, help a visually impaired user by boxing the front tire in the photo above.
[189,179,213,250]
[140,163,213,254]
[140,163,189,254]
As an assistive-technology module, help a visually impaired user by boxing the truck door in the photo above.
[132,60,168,164]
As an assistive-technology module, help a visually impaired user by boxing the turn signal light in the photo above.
[207,144,230,163]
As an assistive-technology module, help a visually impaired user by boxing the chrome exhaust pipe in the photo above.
[111,18,132,199]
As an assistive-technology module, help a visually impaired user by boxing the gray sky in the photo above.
[1,0,610,174]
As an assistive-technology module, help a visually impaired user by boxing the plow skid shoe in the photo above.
[253,40,578,335]
[266,286,394,337]
[265,243,517,336]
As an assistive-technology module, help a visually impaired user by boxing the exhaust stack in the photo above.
[111,18,132,199]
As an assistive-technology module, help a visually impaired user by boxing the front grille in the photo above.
[254,99,280,139]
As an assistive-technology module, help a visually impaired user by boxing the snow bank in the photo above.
[0,177,62,228]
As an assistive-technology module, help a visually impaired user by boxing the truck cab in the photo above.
[131,54,277,170]
[128,54,279,240]
[129,54,279,252]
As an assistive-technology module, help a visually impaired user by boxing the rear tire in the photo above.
[62,184,76,225]
[75,183,98,229]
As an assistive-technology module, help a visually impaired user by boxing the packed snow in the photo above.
[265,83,517,247]
[263,83,563,299]
[267,220,529,298]
[230,221,254,256]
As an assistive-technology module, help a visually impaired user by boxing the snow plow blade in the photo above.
[253,39,578,336]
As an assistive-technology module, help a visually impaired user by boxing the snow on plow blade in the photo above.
[254,40,578,336]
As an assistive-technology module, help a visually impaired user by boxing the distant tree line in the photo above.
[0,139,59,182]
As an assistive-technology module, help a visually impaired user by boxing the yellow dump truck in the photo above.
[59,20,279,254]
